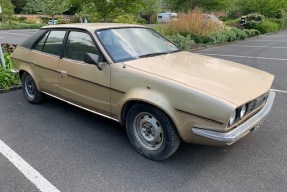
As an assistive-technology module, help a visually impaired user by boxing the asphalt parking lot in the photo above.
[0,29,37,44]
[0,29,287,192]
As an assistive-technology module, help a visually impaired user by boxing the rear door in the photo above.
[59,30,111,115]
[28,30,66,97]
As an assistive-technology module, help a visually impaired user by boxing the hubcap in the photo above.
[25,76,35,99]
[133,112,163,150]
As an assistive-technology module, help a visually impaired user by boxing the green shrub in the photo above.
[250,29,260,36]
[0,52,20,91]
[165,33,195,50]
[244,29,251,37]
[268,18,287,29]
[256,20,280,34]
[270,9,286,19]
[0,22,44,29]
[225,30,237,41]
[113,14,138,24]
[224,18,240,27]
[246,13,265,22]
[230,27,247,39]
[0,67,20,91]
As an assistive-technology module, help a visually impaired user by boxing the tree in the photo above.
[84,0,141,22]
[141,0,162,23]
[24,0,69,19]
[163,0,232,12]
[11,0,27,14]
[235,0,287,17]
[0,0,14,21]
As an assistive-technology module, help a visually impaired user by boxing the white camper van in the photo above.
[157,12,177,23]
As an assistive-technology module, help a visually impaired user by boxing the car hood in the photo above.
[123,51,274,106]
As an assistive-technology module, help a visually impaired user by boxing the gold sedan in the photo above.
[11,23,275,160]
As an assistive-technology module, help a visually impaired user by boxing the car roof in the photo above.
[42,23,146,31]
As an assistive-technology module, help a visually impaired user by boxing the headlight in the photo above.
[229,111,236,125]
[240,105,247,119]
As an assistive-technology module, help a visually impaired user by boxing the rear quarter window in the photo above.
[21,29,47,49]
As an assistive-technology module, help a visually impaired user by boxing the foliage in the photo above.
[234,0,287,18]
[224,29,237,41]
[246,20,280,34]
[244,29,251,37]
[24,0,69,19]
[268,18,287,29]
[159,9,222,38]
[163,0,232,12]
[250,29,260,36]
[1,43,17,54]
[141,0,162,24]
[0,21,44,29]
[112,14,138,24]
[165,33,195,50]
[246,13,265,22]
[0,44,20,91]
[0,0,14,21]
[224,18,241,28]
[11,0,28,14]
[83,0,141,22]
[230,27,248,39]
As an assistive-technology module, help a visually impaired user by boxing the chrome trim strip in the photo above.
[42,91,120,122]
[192,90,275,143]
[175,109,224,126]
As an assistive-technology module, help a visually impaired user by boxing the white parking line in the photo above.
[248,40,286,42]
[271,89,287,94]
[227,45,287,49]
[261,35,287,37]
[0,140,60,192]
[199,53,287,61]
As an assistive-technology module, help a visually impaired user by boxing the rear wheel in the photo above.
[126,104,180,160]
[22,72,44,104]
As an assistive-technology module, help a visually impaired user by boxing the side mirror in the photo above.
[84,53,102,70]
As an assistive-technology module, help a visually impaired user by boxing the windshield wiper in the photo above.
[139,52,168,58]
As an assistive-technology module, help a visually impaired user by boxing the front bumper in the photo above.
[192,90,275,143]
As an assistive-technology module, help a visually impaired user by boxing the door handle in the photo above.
[60,70,68,76]
[30,61,35,65]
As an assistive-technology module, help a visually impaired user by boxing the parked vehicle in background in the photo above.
[48,19,58,25]
[157,12,177,23]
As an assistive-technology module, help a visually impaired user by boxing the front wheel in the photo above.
[22,72,44,104]
[126,104,180,160]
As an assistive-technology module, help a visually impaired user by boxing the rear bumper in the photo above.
[192,90,275,143]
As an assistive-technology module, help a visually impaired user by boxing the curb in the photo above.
[0,85,22,94]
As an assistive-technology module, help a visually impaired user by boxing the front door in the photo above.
[59,30,111,115]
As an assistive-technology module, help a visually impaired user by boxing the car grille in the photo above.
[246,92,269,115]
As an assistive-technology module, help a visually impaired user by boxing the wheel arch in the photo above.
[19,70,41,90]
[120,99,179,137]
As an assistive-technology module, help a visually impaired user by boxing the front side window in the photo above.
[96,28,179,63]
[64,31,102,62]
[42,31,66,56]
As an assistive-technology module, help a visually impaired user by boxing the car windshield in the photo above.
[96,28,179,63]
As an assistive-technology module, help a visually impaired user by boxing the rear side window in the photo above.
[33,31,49,51]
[42,31,66,56]
[21,29,47,49]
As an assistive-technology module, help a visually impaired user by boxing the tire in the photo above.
[126,104,180,160]
[21,72,44,104]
